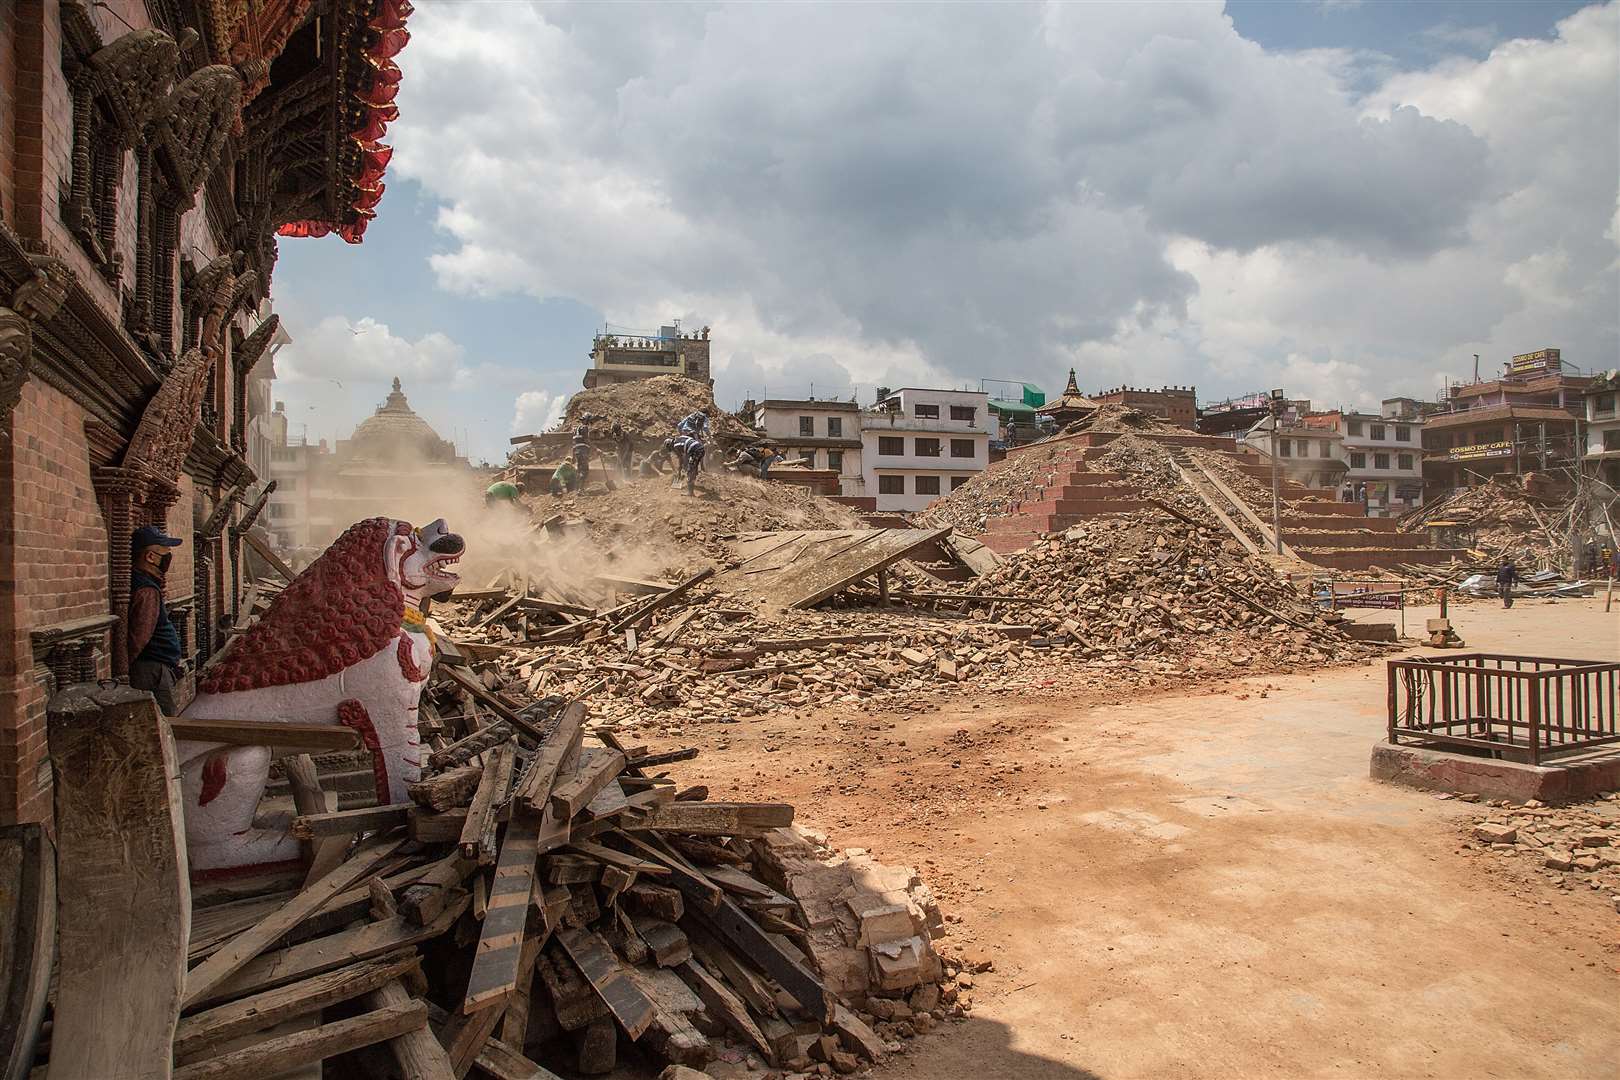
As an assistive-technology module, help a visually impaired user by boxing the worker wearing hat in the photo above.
[128,524,184,715]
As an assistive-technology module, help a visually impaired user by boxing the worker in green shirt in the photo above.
[484,479,527,510]
[548,459,579,496]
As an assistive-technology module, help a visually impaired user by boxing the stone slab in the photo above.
[1370,740,1620,804]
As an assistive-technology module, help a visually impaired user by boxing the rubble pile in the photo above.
[973,512,1386,670]
[1408,476,1565,567]
[442,508,1388,736]
[917,441,1073,535]
[1461,798,1620,912]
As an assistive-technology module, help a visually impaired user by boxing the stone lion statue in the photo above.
[178,517,464,873]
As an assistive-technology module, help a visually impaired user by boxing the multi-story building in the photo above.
[750,398,864,496]
[860,388,990,511]
[1090,384,1198,429]
[1303,408,1424,516]
[1421,349,1592,497]
[1584,373,1620,491]
[583,325,712,388]
[265,402,332,554]
[0,0,410,827]
[1240,416,1346,490]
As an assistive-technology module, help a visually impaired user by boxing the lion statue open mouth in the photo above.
[177,517,464,873]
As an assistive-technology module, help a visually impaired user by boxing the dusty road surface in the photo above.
[650,596,1620,1080]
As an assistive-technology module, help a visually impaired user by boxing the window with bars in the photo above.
[827,451,843,471]
[950,438,975,458]
[878,474,904,494]
[799,416,814,436]
[950,405,976,422]
[915,438,941,457]
[914,475,941,495]
[914,403,940,418]
[950,475,971,490]
[827,417,842,437]
[1374,452,1390,470]
[878,437,904,456]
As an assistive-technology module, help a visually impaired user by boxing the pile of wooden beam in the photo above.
[31,683,947,1080]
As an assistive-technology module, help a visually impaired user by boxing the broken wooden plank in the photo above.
[626,746,700,769]
[548,747,627,820]
[554,927,656,1040]
[172,998,426,1080]
[565,839,671,878]
[242,529,295,582]
[437,666,551,742]
[408,763,483,812]
[628,967,714,1069]
[460,741,516,858]
[625,801,795,837]
[475,1037,567,1080]
[290,802,413,839]
[514,701,585,811]
[283,754,350,886]
[463,811,543,1013]
[168,718,362,752]
[628,914,692,968]
[440,995,506,1078]
[677,957,773,1061]
[607,567,716,633]
[194,896,470,1008]
[184,835,408,1007]
[427,721,513,771]
[366,979,457,1080]
[616,834,724,911]
[681,891,830,1022]
[47,685,189,1080]
[173,953,422,1063]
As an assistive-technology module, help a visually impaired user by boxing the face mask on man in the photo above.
[155,551,173,574]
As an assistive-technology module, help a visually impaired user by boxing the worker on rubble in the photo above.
[677,434,706,496]
[128,524,185,715]
[640,438,676,478]
[571,419,593,488]
[612,421,634,479]
[484,479,528,511]
[549,458,579,495]
[1496,557,1518,609]
[727,442,782,479]
[676,410,710,441]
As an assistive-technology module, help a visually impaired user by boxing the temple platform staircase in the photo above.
[978,430,1466,571]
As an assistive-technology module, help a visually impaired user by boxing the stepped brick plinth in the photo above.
[968,428,1458,569]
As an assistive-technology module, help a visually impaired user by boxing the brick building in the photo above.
[583,324,713,388]
[1090,384,1197,429]
[1421,350,1592,497]
[0,0,412,827]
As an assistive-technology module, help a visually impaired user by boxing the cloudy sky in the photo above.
[265,0,1619,464]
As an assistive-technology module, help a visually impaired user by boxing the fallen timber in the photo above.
[24,668,950,1079]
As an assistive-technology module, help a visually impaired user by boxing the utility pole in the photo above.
[1270,388,1285,555]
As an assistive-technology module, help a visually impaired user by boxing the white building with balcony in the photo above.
[1307,405,1425,516]
[1585,374,1620,490]
[859,388,990,511]
[750,398,864,496]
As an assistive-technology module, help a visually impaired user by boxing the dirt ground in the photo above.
[645,595,1620,1079]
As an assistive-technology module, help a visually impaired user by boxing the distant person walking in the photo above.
[1496,558,1518,608]
[612,422,634,479]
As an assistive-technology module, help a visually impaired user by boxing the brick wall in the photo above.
[0,381,110,826]
[0,0,18,226]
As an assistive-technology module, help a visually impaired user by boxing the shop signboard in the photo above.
[1448,440,1513,462]
[1510,348,1560,376]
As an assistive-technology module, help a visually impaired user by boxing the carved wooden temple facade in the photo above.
[0,0,411,828]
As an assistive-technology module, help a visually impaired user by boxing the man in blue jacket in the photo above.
[128,524,184,715]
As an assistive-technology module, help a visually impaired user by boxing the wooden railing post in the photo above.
[48,683,190,1079]
[1526,673,1542,767]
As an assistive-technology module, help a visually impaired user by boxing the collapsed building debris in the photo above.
[35,681,954,1079]
[1459,798,1620,912]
